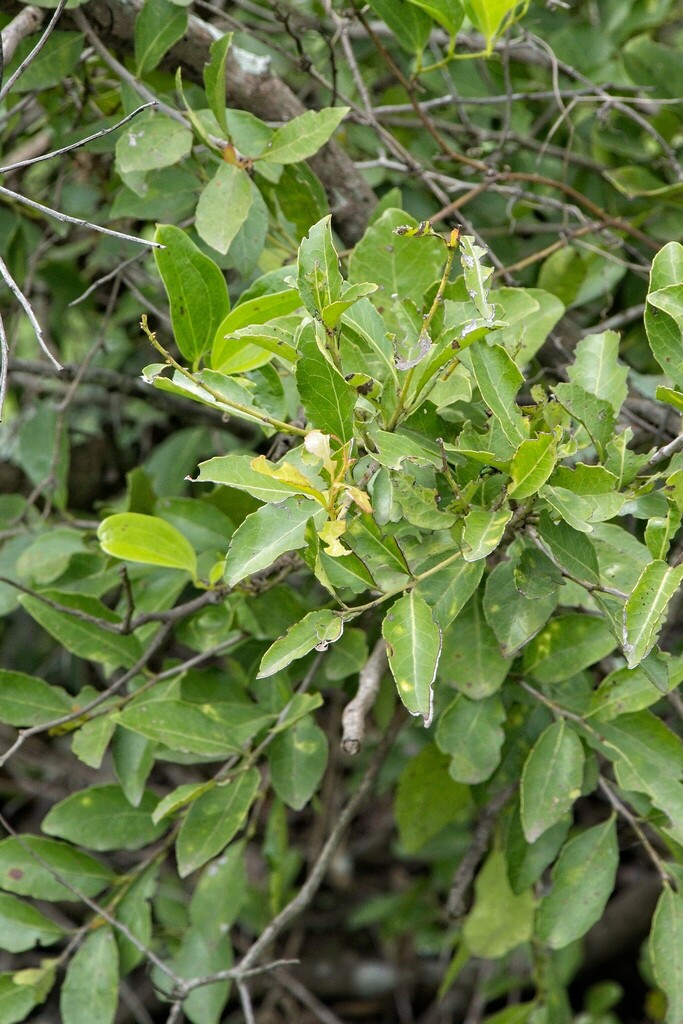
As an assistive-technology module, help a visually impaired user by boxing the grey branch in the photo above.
[341,638,388,754]
[67,0,376,244]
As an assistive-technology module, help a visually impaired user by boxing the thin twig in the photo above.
[0,312,9,419]
[598,777,672,885]
[446,785,515,919]
[0,101,157,174]
[0,0,66,103]
[0,254,62,370]
[0,184,164,248]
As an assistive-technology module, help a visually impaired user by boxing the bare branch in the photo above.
[0,101,157,175]
[0,185,164,249]
[0,312,9,420]
[0,254,62,370]
[446,785,515,919]
[0,4,63,101]
[341,638,387,754]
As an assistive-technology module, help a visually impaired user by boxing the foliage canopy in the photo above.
[2,1,683,1022]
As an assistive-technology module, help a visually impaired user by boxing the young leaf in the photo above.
[536,816,618,948]
[436,693,506,783]
[0,836,113,902]
[176,769,260,876]
[645,242,683,387]
[42,786,166,852]
[623,560,683,668]
[203,32,232,133]
[520,721,585,842]
[650,885,683,1024]
[258,106,349,164]
[224,498,325,586]
[406,0,464,35]
[382,591,442,726]
[195,163,253,255]
[267,716,328,810]
[60,927,119,1024]
[258,610,343,678]
[194,452,311,502]
[296,217,343,317]
[366,0,432,53]
[154,225,230,364]
[134,0,187,74]
[98,512,197,576]
[295,323,356,443]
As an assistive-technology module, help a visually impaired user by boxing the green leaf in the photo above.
[505,803,570,894]
[483,559,557,657]
[60,927,119,1024]
[395,744,472,853]
[295,323,356,443]
[459,235,495,321]
[296,216,343,318]
[224,498,323,586]
[464,0,528,47]
[8,30,83,92]
[623,560,683,668]
[540,485,594,533]
[414,558,484,631]
[470,344,527,446]
[463,850,535,957]
[536,816,618,949]
[646,252,683,386]
[439,592,512,698]
[524,615,616,683]
[72,716,117,770]
[406,0,464,34]
[567,331,628,416]
[16,528,86,585]
[115,113,192,173]
[650,886,683,1024]
[154,225,230,363]
[508,434,557,499]
[258,610,343,678]
[190,842,246,938]
[553,382,615,459]
[536,512,600,586]
[18,593,142,669]
[382,591,442,726]
[348,209,445,309]
[195,163,253,255]
[0,671,71,726]
[203,32,232,132]
[176,769,260,876]
[366,0,432,52]
[134,0,187,73]
[0,836,113,902]
[258,106,349,164]
[112,728,155,807]
[0,976,35,1024]
[98,512,197,576]
[42,786,166,852]
[212,294,300,373]
[267,716,328,810]
[0,894,64,953]
[520,722,585,843]
[194,452,312,502]
[462,506,512,561]
[116,700,274,758]
[436,694,506,784]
